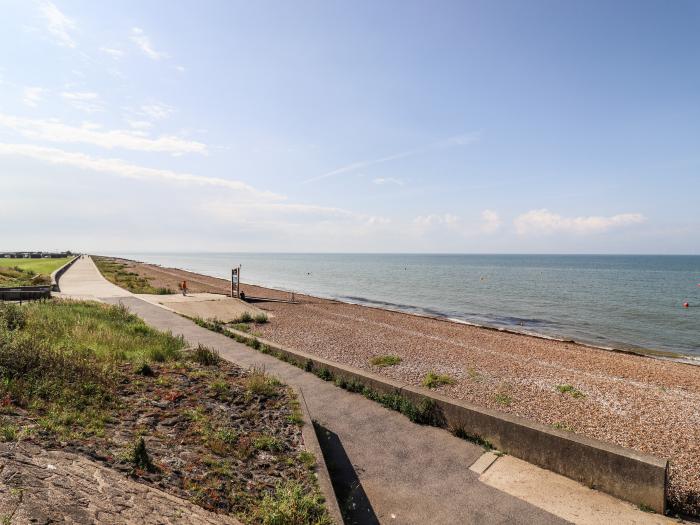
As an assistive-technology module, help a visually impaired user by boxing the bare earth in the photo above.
[114,258,700,515]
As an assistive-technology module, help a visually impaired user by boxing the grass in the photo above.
[0,257,71,287]
[0,299,185,437]
[494,392,513,406]
[245,366,282,397]
[0,257,72,275]
[422,371,455,389]
[189,344,220,366]
[254,481,332,525]
[556,384,586,399]
[93,256,174,294]
[369,355,402,367]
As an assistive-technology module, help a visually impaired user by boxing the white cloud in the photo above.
[130,27,167,60]
[39,1,76,48]
[22,87,45,107]
[514,209,646,235]
[0,114,207,155]
[372,177,404,186]
[0,143,280,199]
[126,119,153,130]
[100,46,124,59]
[139,103,173,120]
[481,209,502,233]
[61,91,103,113]
[413,214,460,227]
[174,65,186,73]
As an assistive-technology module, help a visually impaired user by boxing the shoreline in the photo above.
[135,259,697,366]
[105,255,700,515]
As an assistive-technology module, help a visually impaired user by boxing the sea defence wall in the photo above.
[223,326,668,513]
[51,255,80,292]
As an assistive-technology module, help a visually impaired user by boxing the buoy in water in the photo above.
[683,302,689,308]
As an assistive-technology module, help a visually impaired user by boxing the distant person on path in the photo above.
[180,280,188,296]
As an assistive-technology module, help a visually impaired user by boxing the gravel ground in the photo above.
[114,258,700,516]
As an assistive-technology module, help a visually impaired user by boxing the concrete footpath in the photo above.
[56,257,672,525]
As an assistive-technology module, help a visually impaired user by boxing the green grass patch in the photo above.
[0,299,185,438]
[0,257,70,287]
[494,392,513,406]
[422,371,455,389]
[556,384,586,399]
[253,481,332,525]
[369,355,402,367]
[93,257,173,294]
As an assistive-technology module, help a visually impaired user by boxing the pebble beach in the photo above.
[116,258,700,516]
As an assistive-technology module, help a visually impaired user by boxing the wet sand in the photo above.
[110,257,700,515]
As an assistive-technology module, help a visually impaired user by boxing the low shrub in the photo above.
[422,372,455,389]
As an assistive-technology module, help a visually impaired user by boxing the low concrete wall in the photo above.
[51,255,80,292]
[0,285,52,301]
[225,326,669,513]
[296,387,344,524]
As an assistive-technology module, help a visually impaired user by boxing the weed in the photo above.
[552,421,575,432]
[369,355,402,367]
[422,372,455,389]
[133,362,154,376]
[209,380,230,398]
[237,312,253,323]
[316,368,332,381]
[298,451,316,469]
[129,437,155,472]
[253,434,282,452]
[190,344,220,366]
[556,384,586,399]
[254,481,332,525]
[494,393,513,406]
[452,426,494,450]
[0,303,26,331]
[254,312,269,324]
[231,322,250,332]
[245,366,281,397]
[0,421,18,442]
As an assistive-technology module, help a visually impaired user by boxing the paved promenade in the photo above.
[55,257,671,525]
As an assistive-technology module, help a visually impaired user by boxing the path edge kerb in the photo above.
[51,255,80,292]
[225,326,668,514]
[295,386,344,525]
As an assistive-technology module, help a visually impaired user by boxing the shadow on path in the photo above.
[314,422,379,525]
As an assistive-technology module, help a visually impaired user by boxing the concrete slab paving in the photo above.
[480,455,675,525]
[135,292,267,323]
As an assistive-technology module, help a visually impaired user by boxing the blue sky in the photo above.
[1,0,698,253]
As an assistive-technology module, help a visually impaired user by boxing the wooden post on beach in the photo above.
[231,266,240,299]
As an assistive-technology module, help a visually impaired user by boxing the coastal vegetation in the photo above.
[93,256,173,294]
[369,355,402,367]
[556,384,586,399]
[422,371,456,389]
[0,257,70,287]
[0,300,329,523]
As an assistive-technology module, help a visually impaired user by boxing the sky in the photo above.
[1,0,698,254]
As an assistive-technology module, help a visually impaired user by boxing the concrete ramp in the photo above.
[135,292,267,323]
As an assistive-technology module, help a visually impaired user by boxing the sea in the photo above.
[115,253,700,358]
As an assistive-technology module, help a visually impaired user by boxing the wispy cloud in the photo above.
[305,132,479,184]
[0,143,280,199]
[372,177,404,186]
[99,46,124,59]
[39,1,76,48]
[130,27,167,60]
[60,91,103,113]
[22,87,45,107]
[139,103,173,120]
[0,114,207,155]
[514,209,646,235]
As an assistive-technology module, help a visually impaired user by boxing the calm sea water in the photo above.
[116,253,700,357]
